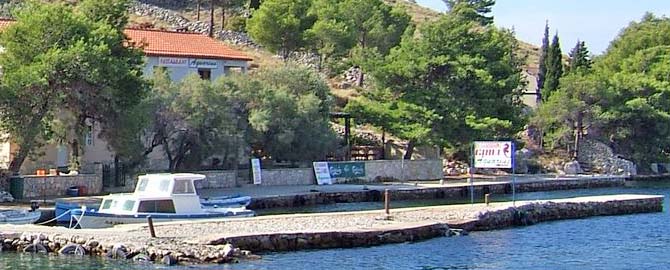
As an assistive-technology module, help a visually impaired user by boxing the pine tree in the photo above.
[444,0,495,25]
[536,21,549,103]
[543,32,563,100]
[568,40,591,73]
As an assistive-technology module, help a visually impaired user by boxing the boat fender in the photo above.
[58,243,86,256]
[106,243,128,259]
[132,253,151,262]
[23,243,48,253]
[161,254,178,265]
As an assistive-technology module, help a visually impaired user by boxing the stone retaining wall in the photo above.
[211,222,448,252]
[20,174,102,199]
[470,196,663,231]
[355,159,443,182]
[248,177,626,209]
[215,195,665,253]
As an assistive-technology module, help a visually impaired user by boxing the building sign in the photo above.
[157,57,219,69]
[158,57,188,67]
[189,59,219,69]
[474,141,514,168]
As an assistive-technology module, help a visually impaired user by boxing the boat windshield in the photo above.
[136,178,171,194]
[100,199,114,210]
[172,179,195,194]
[122,200,135,211]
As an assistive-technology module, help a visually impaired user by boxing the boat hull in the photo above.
[200,195,252,208]
[0,210,41,225]
[70,208,255,229]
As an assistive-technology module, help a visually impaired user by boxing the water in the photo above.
[6,180,670,269]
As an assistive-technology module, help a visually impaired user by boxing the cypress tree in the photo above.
[543,32,563,100]
[568,40,591,73]
[536,21,549,104]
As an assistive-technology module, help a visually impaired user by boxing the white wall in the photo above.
[143,56,248,81]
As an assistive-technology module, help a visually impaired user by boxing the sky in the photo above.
[415,0,670,55]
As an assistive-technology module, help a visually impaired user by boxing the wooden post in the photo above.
[384,189,390,216]
[147,216,156,238]
[485,193,490,206]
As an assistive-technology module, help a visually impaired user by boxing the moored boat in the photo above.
[0,209,41,225]
[70,173,255,229]
[200,194,251,208]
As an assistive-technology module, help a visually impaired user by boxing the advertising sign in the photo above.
[251,158,262,185]
[474,141,513,169]
[313,162,332,185]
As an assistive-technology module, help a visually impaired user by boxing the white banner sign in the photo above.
[474,141,513,169]
[158,57,188,67]
[313,162,333,185]
[189,58,219,69]
[251,158,262,185]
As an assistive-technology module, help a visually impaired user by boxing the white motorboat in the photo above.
[70,173,255,229]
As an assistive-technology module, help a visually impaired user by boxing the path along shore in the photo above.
[0,194,662,265]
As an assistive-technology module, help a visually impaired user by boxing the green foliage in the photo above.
[533,72,603,150]
[534,13,670,168]
[543,33,563,100]
[444,0,495,25]
[567,40,592,73]
[350,11,525,156]
[244,65,337,161]
[246,0,314,59]
[0,0,146,173]
[537,21,549,101]
[594,14,670,166]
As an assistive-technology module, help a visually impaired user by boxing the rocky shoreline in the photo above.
[0,194,661,266]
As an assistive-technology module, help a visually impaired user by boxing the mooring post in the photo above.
[485,193,490,206]
[147,216,156,238]
[384,189,390,217]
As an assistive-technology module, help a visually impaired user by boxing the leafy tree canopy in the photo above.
[0,0,146,173]
[348,10,525,158]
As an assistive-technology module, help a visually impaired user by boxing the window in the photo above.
[84,125,94,146]
[198,69,211,80]
[136,179,148,192]
[138,200,176,213]
[122,200,136,211]
[101,199,113,210]
[172,179,194,194]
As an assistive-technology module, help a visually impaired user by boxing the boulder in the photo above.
[563,161,582,175]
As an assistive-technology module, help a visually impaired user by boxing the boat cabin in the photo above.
[97,173,206,215]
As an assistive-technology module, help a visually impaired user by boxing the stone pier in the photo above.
[0,194,662,265]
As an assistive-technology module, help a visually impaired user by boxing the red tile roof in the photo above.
[124,28,252,61]
[0,18,13,29]
[0,19,251,61]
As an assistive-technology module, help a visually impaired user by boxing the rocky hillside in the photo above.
[127,0,542,71]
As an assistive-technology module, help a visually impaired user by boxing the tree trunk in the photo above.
[221,6,226,31]
[574,112,583,159]
[208,1,215,37]
[8,99,51,174]
[356,72,365,87]
[197,0,201,21]
[403,140,415,160]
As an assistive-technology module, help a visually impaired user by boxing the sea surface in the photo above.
[3,180,669,269]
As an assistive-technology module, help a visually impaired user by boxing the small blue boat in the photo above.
[200,195,252,208]
[54,198,101,223]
